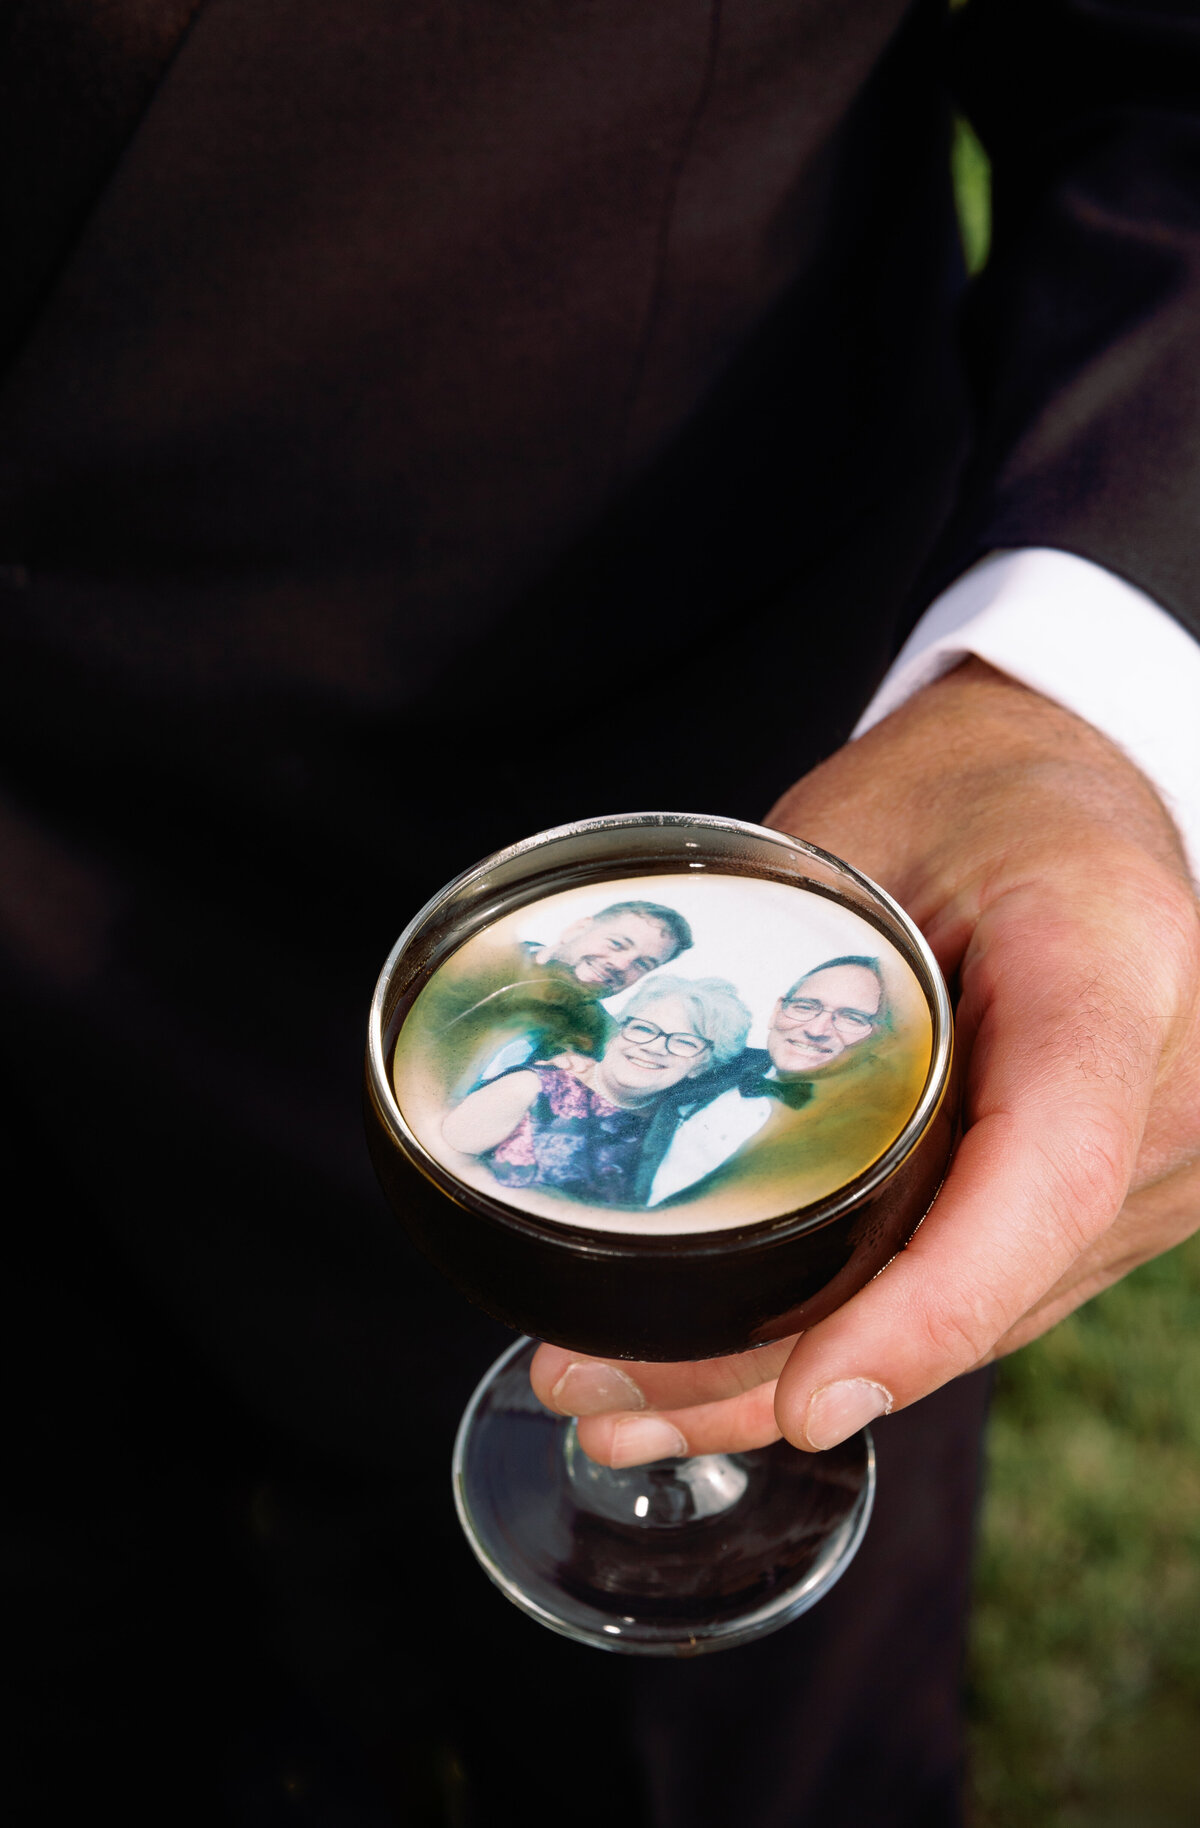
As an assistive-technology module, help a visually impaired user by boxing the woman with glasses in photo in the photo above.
[441,977,751,1207]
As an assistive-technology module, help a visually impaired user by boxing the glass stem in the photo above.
[562,1421,749,1527]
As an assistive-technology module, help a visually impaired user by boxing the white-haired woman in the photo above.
[441,976,751,1208]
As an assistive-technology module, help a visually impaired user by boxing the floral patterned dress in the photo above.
[485,1064,651,1207]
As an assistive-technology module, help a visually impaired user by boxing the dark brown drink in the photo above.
[365,812,955,1362]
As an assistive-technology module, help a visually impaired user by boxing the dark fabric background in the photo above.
[3,0,1198,1819]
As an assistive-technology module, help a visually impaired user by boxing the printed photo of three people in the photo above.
[391,873,934,1235]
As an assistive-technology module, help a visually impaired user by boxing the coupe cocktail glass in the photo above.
[365,813,954,1654]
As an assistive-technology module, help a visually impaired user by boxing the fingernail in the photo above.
[608,1417,689,1468]
[803,1379,893,1451]
[550,1362,647,1415]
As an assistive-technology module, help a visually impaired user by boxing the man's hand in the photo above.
[530,660,1200,1467]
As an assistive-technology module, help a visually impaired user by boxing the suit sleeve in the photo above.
[943,0,1200,643]
[855,547,1200,876]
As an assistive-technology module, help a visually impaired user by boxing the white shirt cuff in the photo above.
[853,548,1200,882]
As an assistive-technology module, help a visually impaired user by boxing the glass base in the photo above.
[452,1337,875,1656]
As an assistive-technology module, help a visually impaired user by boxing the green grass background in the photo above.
[949,111,1200,1827]
[966,1238,1200,1825]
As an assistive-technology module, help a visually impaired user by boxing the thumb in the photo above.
[775,903,1162,1449]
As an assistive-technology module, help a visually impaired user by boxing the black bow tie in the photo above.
[742,1070,813,1111]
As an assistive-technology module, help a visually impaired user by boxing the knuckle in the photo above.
[1098,873,1200,1033]
[914,1286,1005,1372]
[1032,1117,1131,1243]
[1148,874,1200,976]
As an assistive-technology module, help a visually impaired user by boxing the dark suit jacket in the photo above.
[2,2,1198,1820]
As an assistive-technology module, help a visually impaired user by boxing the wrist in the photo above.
[768,660,1190,911]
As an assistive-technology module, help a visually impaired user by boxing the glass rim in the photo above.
[366,810,954,1258]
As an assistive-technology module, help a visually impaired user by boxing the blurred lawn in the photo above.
[966,1234,1200,1826]
[951,112,991,278]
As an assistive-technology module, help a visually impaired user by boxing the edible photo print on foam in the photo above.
[391,873,933,1236]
